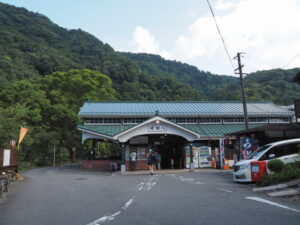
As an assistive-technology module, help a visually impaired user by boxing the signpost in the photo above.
[3,150,10,167]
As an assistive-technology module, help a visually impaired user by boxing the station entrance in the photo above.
[148,134,186,169]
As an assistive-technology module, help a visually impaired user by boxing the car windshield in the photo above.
[247,144,271,159]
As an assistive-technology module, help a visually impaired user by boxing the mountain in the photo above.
[0,2,300,104]
[122,52,240,101]
[123,53,300,105]
[0,2,200,101]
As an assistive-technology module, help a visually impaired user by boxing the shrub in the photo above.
[267,159,284,173]
[260,161,300,186]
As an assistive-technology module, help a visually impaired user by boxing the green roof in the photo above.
[78,101,293,117]
[78,123,265,138]
[182,124,265,137]
[77,124,134,137]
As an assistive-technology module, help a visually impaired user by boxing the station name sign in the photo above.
[147,124,167,132]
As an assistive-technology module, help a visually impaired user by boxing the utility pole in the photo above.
[53,145,56,166]
[234,52,249,130]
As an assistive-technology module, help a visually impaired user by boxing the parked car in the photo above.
[233,138,300,182]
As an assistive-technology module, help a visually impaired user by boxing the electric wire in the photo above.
[206,0,235,73]
[284,50,300,69]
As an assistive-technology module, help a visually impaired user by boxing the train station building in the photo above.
[77,101,294,173]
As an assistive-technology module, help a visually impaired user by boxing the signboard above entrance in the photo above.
[129,136,149,144]
[147,124,167,132]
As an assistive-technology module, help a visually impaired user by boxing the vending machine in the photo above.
[185,144,212,168]
[198,146,212,168]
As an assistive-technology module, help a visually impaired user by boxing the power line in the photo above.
[284,50,300,69]
[206,0,235,73]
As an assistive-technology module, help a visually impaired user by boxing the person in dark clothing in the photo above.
[147,148,157,176]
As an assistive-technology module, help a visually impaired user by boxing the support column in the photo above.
[121,143,126,174]
[189,142,194,172]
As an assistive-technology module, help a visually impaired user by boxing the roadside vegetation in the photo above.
[260,159,300,186]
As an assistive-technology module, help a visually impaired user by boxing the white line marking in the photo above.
[196,182,206,185]
[138,186,143,190]
[246,196,300,213]
[217,188,232,193]
[87,197,135,225]
[122,198,134,210]
[111,211,121,217]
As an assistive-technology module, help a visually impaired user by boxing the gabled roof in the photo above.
[78,122,266,139]
[77,124,134,137]
[78,101,293,117]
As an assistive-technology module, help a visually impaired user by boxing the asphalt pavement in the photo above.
[0,167,299,225]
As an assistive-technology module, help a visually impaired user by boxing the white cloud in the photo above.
[131,26,172,59]
[173,0,300,75]
[215,0,236,10]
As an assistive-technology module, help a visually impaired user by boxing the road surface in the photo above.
[0,167,299,225]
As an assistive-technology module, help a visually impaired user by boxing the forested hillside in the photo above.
[123,53,300,105]
[0,2,200,101]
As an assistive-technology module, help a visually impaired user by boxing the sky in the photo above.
[1,0,300,76]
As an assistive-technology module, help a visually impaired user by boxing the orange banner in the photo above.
[18,127,28,149]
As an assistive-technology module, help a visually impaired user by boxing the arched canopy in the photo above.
[114,116,200,142]
[78,116,201,143]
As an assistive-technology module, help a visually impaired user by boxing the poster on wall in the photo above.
[240,137,257,159]
[198,146,212,168]
[3,149,10,166]
[137,147,147,160]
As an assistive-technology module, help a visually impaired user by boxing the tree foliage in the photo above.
[0,2,201,101]
[0,69,117,165]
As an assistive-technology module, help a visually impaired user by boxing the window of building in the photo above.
[166,117,197,124]
[199,117,222,124]
[249,117,268,123]
[136,117,148,123]
[84,118,121,124]
[123,118,136,124]
[186,117,198,124]
[269,117,290,123]
[166,117,174,122]
[103,118,122,124]
[223,117,244,123]
[123,117,148,124]
[174,117,187,124]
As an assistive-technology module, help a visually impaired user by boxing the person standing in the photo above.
[130,151,137,171]
[147,148,157,175]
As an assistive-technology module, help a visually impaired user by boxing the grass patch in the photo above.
[18,161,38,172]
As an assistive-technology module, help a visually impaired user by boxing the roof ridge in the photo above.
[85,101,273,104]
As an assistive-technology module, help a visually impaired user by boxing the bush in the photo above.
[267,159,284,173]
[260,161,300,186]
